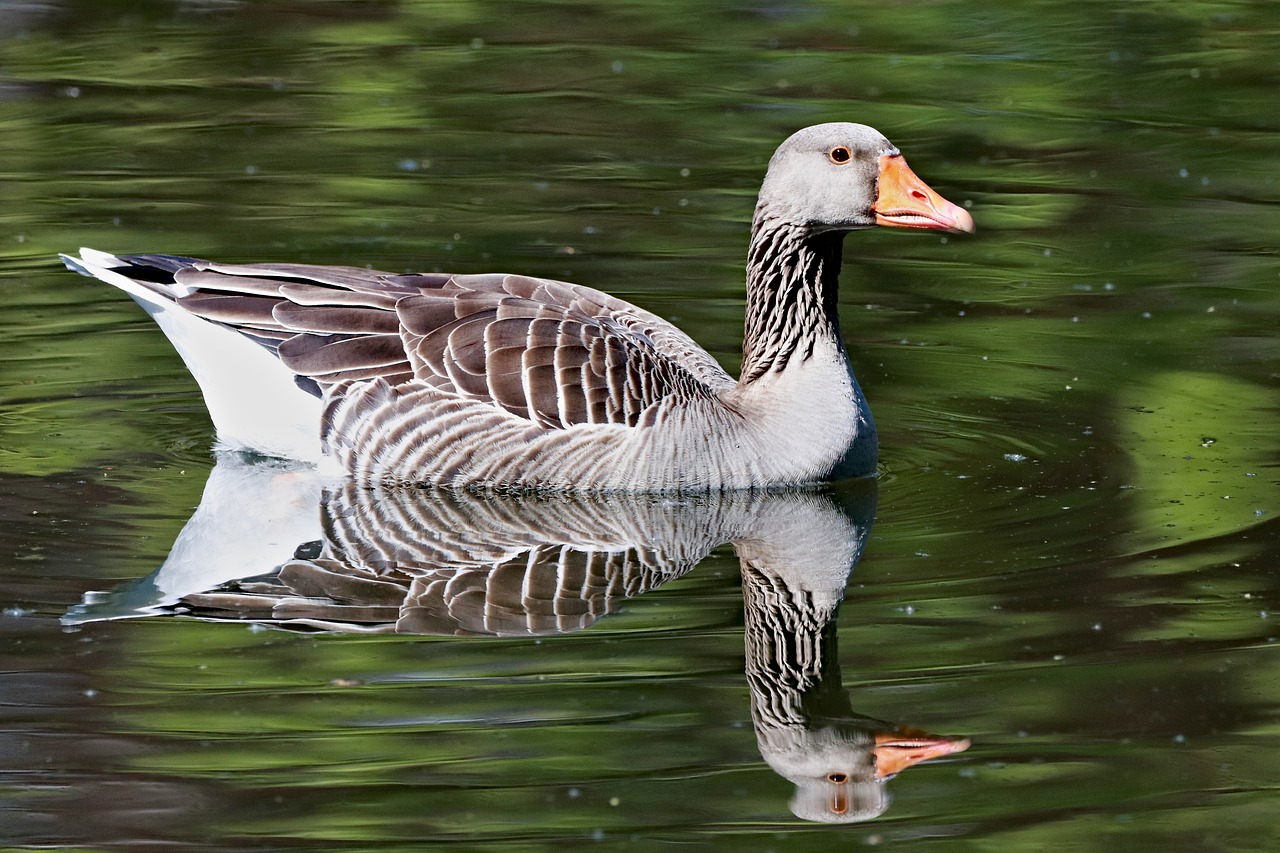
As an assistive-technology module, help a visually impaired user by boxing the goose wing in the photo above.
[391,272,734,428]
[122,255,734,429]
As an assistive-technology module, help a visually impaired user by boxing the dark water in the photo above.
[2,1,1279,850]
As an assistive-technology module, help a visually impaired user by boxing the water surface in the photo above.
[2,1,1278,850]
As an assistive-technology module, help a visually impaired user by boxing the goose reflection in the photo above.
[741,541,970,822]
[66,456,968,820]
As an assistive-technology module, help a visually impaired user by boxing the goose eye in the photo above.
[828,146,852,164]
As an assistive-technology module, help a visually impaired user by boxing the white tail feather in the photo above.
[63,248,325,463]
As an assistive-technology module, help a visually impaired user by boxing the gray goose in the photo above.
[61,123,973,491]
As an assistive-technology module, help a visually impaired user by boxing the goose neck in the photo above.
[740,215,846,384]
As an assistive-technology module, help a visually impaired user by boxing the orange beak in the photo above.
[872,154,975,234]
[872,727,972,779]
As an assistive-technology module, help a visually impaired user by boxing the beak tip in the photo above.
[950,206,976,235]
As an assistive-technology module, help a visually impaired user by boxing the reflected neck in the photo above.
[740,212,846,384]
[741,564,850,731]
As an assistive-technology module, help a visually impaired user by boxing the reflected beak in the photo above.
[872,727,972,779]
[872,154,975,234]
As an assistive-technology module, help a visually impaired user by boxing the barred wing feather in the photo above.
[121,256,733,431]
[396,274,731,428]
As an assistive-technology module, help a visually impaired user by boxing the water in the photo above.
[2,1,1279,850]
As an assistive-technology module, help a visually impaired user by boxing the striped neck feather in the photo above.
[740,215,846,384]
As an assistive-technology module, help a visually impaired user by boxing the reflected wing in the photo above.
[215,545,664,636]
[178,485,723,636]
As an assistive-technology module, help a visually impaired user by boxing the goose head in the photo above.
[758,122,975,236]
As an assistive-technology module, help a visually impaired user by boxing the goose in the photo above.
[61,122,973,491]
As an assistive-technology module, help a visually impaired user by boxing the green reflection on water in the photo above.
[2,0,1279,849]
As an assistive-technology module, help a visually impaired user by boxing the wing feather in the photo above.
[278,333,408,376]
[96,254,732,432]
[278,283,401,311]
[273,302,401,335]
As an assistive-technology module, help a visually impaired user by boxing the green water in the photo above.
[2,1,1279,850]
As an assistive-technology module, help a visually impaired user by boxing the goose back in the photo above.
[158,257,734,426]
